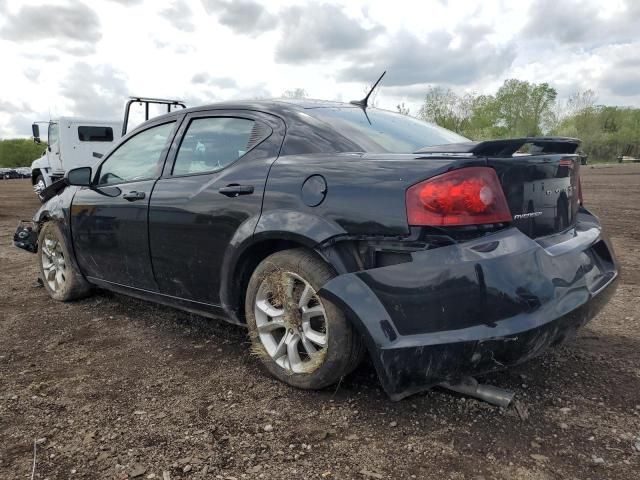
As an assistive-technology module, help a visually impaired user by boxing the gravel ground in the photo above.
[0,164,639,480]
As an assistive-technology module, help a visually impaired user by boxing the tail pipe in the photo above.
[440,376,515,408]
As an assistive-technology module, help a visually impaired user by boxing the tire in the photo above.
[37,222,91,301]
[245,248,364,390]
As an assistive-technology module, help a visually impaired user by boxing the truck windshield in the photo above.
[307,107,469,153]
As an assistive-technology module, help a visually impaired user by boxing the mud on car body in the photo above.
[15,99,619,400]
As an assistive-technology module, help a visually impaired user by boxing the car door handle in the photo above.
[218,184,254,197]
[123,191,146,201]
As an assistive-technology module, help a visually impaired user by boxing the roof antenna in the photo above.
[350,70,386,109]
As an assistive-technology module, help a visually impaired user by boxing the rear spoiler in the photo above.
[415,137,581,157]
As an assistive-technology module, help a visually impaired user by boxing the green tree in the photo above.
[418,86,471,133]
[553,103,640,161]
[418,80,559,140]
[0,139,46,168]
[465,94,500,139]
[491,79,557,137]
[410,79,639,162]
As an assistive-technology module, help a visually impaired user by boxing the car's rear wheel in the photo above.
[245,248,364,389]
[38,222,91,301]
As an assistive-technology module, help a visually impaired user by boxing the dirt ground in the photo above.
[1,165,639,480]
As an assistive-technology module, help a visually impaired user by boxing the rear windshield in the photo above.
[307,108,469,153]
[78,126,114,142]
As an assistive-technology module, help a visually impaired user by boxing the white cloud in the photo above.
[0,0,101,54]
[59,62,129,119]
[0,0,638,138]
[338,28,515,87]
[202,0,277,36]
[160,0,195,32]
[274,3,384,63]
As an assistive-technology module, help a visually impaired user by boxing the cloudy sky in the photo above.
[0,0,639,137]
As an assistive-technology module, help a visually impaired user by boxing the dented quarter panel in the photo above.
[262,153,485,237]
[217,210,352,322]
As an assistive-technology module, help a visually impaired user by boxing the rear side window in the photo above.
[78,126,114,142]
[173,117,255,175]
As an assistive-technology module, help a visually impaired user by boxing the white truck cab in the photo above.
[31,117,122,196]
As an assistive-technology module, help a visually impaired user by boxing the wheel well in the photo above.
[231,239,316,324]
[31,169,42,185]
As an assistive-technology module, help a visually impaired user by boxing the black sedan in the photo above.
[15,99,618,400]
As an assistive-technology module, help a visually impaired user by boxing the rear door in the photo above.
[71,120,178,289]
[148,110,284,306]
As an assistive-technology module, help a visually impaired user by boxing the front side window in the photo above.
[173,117,255,175]
[98,122,175,186]
[78,126,114,142]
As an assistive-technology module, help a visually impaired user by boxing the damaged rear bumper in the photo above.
[319,210,619,401]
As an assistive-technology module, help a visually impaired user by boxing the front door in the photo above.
[148,110,284,305]
[71,120,178,290]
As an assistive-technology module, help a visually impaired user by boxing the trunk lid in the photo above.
[416,137,583,239]
[488,155,581,239]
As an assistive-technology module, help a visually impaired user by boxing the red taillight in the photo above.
[406,167,512,226]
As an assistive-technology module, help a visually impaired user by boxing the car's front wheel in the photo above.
[38,222,91,301]
[245,248,364,390]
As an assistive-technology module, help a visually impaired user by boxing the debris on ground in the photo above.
[513,400,529,421]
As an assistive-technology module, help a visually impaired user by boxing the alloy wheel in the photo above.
[41,232,67,292]
[34,179,46,195]
[254,271,328,373]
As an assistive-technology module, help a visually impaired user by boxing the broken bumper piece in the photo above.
[14,221,38,253]
[319,210,619,401]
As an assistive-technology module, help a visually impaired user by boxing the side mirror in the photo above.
[66,166,92,187]
[32,124,40,144]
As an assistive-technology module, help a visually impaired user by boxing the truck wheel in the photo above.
[245,248,364,390]
[34,175,46,201]
[37,222,91,301]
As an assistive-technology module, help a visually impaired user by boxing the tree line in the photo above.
[0,139,46,168]
[404,79,640,162]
